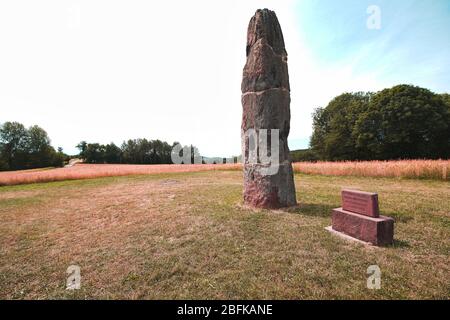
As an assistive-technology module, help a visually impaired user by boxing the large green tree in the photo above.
[27,125,55,168]
[310,92,372,160]
[104,143,122,164]
[355,85,450,159]
[0,122,28,170]
[83,143,106,163]
[440,93,450,109]
[310,85,450,160]
[0,122,64,171]
[76,141,88,159]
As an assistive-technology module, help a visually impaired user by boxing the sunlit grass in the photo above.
[0,171,448,299]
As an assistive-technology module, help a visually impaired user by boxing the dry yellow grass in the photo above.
[0,163,241,186]
[293,160,450,180]
[0,160,448,187]
[0,171,448,299]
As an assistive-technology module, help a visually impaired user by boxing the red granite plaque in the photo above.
[330,189,394,246]
[341,189,379,218]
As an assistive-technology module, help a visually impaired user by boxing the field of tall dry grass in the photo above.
[292,160,450,180]
[0,163,241,186]
[0,160,448,186]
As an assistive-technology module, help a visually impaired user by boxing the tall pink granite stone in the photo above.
[241,9,297,209]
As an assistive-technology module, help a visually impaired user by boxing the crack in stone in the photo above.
[242,87,290,96]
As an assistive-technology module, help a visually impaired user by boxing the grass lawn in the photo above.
[0,171,448,299]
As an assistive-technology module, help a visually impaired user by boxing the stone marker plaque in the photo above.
[329,189,394,246]
[342,189,379,218]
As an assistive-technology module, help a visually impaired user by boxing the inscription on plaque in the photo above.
[341,189,379,218]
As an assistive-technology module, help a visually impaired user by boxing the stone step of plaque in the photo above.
[329,189,394,246]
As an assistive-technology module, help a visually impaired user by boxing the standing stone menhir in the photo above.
[241,9,297,209]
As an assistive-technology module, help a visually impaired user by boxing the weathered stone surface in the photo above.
[242,38,290,93]
[341,189,380,218]
[241,9,296,209]
[332,208,394,246]
[243,162,296,208]
[241,90,291,164]
[246,9,287,57]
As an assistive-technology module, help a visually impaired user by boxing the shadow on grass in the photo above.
[389,239,411,248]
[287,204,414,225]
[285,203,335,218]
[385,212,414,223]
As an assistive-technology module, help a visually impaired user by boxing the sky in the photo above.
[0,0,449,156]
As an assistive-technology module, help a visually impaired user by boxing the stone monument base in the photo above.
[325,226,372,245]
[331,208,394,246]
[243,162,296,209]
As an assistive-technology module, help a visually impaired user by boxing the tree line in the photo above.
[308,84,450,161]
[76,140,202,165]
[0,120,215,171]
[2,84,449,171]
[77,140,241,165]
[0,122,65,171]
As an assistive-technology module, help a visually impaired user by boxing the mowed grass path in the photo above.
[0,171,448,299]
